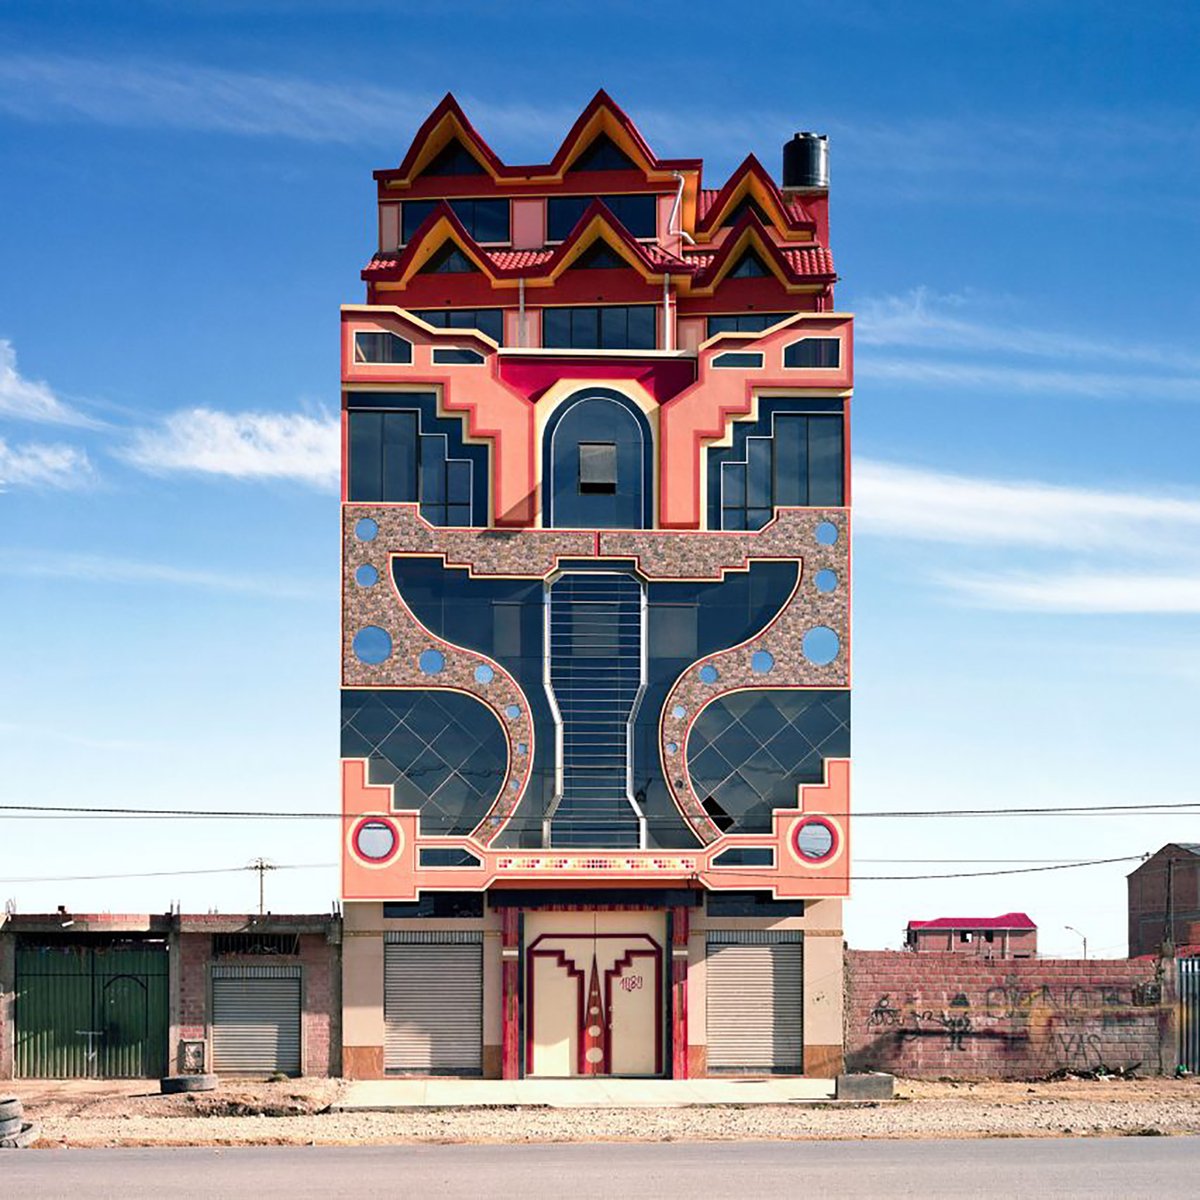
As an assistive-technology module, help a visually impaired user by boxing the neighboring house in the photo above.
[0,912,341,1080]
[905,913,1037,958]
[339,92,853,1080]
[1128,844,1200,957]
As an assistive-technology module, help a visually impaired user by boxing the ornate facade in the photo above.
[340,92,852,1079]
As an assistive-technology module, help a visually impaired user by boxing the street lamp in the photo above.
[1064,925,1088,959]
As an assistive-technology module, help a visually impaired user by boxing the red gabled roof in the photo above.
[686,210,836,288]
[908,912,1037,932]
[375,89,702,186]
[692,154,816,236]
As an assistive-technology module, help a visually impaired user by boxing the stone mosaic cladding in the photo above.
[343,503,849,850]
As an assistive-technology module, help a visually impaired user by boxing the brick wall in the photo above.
[846,951,1173,1078]
[176,931,340,1077]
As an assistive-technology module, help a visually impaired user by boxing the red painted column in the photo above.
[671,904,689,1079]
[502,908,520,1080]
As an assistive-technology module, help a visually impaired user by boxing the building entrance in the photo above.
[524,911,664,1077]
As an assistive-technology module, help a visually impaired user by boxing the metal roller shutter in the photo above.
[211,965,302,1075]
[384,936,482,1074]
[706,935,803,1072]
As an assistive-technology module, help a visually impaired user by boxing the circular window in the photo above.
[474,664,495,684]
[354,818,397,862]
[355,517,379,542]
[418,648,445,675]
[505,703,521,720]
[815,521,838,546]
[794,818,837,862]
[354,563,379,588]
[671,703,687,720]
[698,664,720,685]
[814,569,838,593]
[751,649,775,674]
[352,625,392,665]
[802,626,840,665]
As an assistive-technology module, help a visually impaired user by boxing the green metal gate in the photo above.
[15,938,169,1078]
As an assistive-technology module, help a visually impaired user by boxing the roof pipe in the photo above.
[668,171,695,245]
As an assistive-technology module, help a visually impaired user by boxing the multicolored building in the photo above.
[339,92,852,1079]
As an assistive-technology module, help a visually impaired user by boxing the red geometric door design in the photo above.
[525,913,664,1077]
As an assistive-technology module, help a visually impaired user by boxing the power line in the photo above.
[0,863,336,885]
[0,854,1142,888]
[0,799,1198,822]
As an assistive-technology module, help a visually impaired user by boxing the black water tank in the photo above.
[783,132,829,189]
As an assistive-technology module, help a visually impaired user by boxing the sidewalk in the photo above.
[333,1077,836,1110]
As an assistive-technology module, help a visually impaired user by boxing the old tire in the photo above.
[0,1121,39,1150]
[0,1097,22,1122]
[0,1115,23,1138]
[160,1074,218,1095]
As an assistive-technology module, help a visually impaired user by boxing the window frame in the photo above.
[401,197,512,247]
[353,331,413,365]
[782,336,842,370]
[545,193,659,243]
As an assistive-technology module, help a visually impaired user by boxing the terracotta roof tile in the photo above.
[486,248,554,270]
[780,246,835,275]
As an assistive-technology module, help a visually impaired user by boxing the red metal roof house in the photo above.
[905,913,1037,958]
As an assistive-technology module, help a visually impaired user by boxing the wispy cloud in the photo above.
[855,458,1200,552]
[121,408,339,489]
[0,340,99,427]
[0,438,93,490]
[0,549,321,599]
[944,570,1200,614]
[0,54,572,150]
[857,457,1200,615]
[855,290,1200,401]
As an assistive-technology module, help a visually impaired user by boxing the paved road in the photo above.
[3,1137,1197,1197]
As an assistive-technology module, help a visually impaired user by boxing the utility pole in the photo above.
[248,857,276,916]
[1163,856,1176,957]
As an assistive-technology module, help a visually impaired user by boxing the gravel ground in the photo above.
[10,1077,1200,1148]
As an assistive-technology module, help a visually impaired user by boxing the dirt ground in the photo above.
[7,1075,1200,1148]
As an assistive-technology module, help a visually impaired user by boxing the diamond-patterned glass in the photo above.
[341,690,508,835]
[686,690,849,834]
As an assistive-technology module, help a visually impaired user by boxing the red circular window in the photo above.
[353,817,399,863]
[793,817,838,864]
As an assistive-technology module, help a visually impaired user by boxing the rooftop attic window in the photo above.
[420,138,486,177]
[728,248,771,278]
[722,194,771,227]
[568,132,636,172]
[570,241,626,270]
[419,242,479,274]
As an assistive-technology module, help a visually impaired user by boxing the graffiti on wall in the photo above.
[863,979,1158,1065]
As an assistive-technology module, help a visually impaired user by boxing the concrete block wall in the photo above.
[846,951,1174,1078]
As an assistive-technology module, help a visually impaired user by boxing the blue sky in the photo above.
[1,1,1198,955]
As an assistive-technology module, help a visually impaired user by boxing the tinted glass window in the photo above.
[706,313,792,336]
[578,442,617,493]
[354,332,412,364]
[420,139,486,177]
[347,406,475,524]
[568,133,636,172]
[548,194,657,241]
[419,243,478,274]
[416,309,504,344]
[706,891,805,917]
[783,337,841,368]
[348,411,417,503]
[719,410,844,527]
[729,249,770,278]
[541,306,656,350]
[402,199,511,245]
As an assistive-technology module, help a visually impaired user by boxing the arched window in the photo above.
[543,390,652,529]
